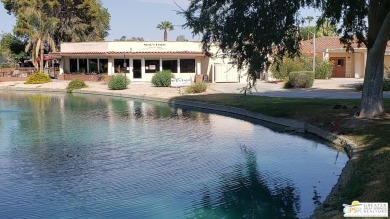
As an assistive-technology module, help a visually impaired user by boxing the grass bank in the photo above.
[173,94,390,218]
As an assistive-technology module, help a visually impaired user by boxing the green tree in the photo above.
[299,20,337,40]
[0,33,26,65]
[300,26,317,41]
[12,0,59,72]
[114,36,144,41]
[2,0,110,46]
[156,21,174,41]
[116,36,126,41]
[176,35,188,41]
[79,0,110,42]
[305,16,314,25]
[316,20,337,37]
[129,37,144,41]
[182,1,301,92]
[182,0,390,118]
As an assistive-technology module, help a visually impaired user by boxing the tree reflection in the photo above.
[17,94,53,141]
[190,146,300,219]
[110,98,131,118]
[153,104,175,118]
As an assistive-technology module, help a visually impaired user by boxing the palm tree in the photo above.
[15,0,59,72]
[305,16,314,25]
[156,21,174,41]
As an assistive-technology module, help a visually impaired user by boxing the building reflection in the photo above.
[105,97,211,124]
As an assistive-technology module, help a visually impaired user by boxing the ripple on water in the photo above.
[0,93,348,219]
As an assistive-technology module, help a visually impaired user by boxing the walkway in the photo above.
[209,78,390,99]
[1,78,389,99]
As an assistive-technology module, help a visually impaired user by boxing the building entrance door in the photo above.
[133,59,141,79]
[330,57,346,78]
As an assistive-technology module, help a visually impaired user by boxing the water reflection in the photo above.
[0,92,348,219]
[27,94,51,136]
[105,96,211,123]
[189,145,300,219]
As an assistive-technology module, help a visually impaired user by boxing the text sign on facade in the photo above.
[143,43,167,51]
[171,78,192,87]
[143,43,166,47]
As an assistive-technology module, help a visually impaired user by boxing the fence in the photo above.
[0,67,37,77]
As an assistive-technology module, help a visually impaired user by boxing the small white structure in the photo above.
[51,41,247,83]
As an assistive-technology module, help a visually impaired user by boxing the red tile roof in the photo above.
[50,51,205,56]
[301,36,390,54]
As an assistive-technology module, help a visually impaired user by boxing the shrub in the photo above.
[272,56,334,80]
[315,60,333,79]
[108,74,130,90]
[271,58,306,80]
[185,82,208,93]
[0,63,12,68]
[67,79,87,93]
[151,70,174,87]
[25,72,52,84]
[287,71,315,88]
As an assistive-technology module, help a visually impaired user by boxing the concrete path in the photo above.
[1,78,389,99]
[209,78,390,99]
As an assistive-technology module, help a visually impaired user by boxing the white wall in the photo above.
[61,42,109,53]
[110,41,203,52]
[354,53,365,78]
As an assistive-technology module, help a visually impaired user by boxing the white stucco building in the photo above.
[50,41,247,83]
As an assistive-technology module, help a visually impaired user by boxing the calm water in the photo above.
[0,92,348,219]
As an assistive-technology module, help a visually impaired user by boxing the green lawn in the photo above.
[172,94,390,218]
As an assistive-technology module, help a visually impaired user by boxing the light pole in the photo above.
[312,31,316,74]
[307,30,316,73]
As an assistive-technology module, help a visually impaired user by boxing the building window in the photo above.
[162,60,178,73]
[145,60,160,73]
[89,59,98,73]
[79,59,87,73]
[114,59,129,73]
[337,59,344,66]
[70,59,77,73]
[99,59,108,73]
[180,59,195,73]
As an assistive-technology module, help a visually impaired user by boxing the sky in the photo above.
[0,0,321,42]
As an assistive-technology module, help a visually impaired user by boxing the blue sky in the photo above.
[0,0,320,41]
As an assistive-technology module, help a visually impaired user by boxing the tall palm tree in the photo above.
[15,0,59,72]
[305,16,314,25]
[156,21,174,41]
